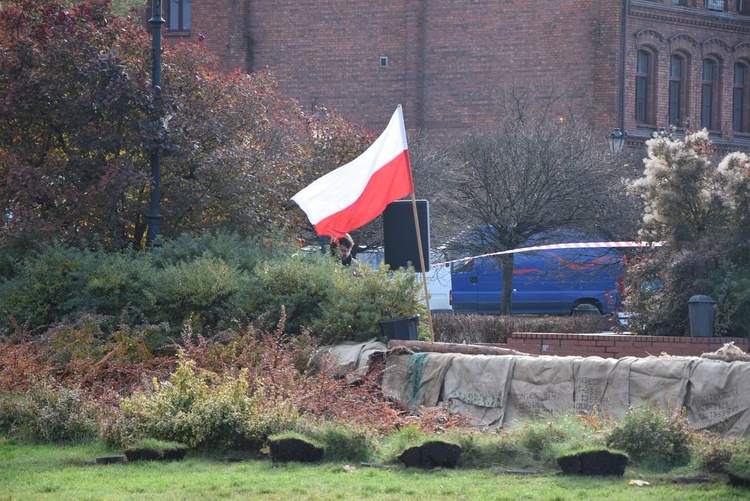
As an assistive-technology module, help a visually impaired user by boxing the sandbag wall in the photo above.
[382,353,750,437]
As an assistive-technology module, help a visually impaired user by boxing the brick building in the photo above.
[154,0,750,150]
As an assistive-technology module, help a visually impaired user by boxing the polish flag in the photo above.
[292,106,414,238]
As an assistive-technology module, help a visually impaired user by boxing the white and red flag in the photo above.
[292,106,414,238]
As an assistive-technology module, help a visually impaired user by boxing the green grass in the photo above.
[0,441,747,500]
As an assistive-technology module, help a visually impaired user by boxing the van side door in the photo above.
[451,257,502,313]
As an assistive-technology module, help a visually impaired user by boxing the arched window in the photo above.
[669,55,685,127]
[635,50,653,124]
[167,0,190,32]
[701,59,718,130]
[733,63,748,133]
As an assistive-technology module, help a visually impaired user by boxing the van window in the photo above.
[452,259,474,274]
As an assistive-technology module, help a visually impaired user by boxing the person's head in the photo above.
[338,234,354,260]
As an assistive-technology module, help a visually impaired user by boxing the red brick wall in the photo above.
[245,0,423,131]
[168,0,608,132]
[418,1,602,136]
[159,1,750,142]
[167,0,250,73]
[626,1,750,140]
[505,333,750,359]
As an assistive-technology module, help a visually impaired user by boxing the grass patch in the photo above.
[0,441,747,500]
[128,438,187,453]
[728,451,750,481]
[301,423,376,463]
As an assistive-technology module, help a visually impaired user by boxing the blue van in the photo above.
[450,245,624,315]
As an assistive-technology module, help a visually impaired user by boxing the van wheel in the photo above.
[572,302,602,316]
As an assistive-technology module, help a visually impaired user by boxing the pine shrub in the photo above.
[244,254,425,344]
[150,255,243,333]
[0,244,86,331]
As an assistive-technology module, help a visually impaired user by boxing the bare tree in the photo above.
[443,87,636,314]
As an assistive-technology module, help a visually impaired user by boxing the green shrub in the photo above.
[727,450,750,481]
[242,253,337,336]
[0,234,425,342]
[693,432,738,474]
[244,254,425,344]
[314,261,426,344]
[0,244,86,331]
[150,232,273,273]
[605,404,692,471]
[149,255,243,333]
[16,379,99,444]
[0,245,156,334]
[0,393,25,436]
[116,358,299,450]
[73,251,156,318]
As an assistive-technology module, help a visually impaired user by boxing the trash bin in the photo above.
[380,315,420,341]
[688,295,715,337]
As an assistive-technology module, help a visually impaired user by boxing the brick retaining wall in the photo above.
[504,333,750,359]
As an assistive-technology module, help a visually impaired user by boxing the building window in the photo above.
[669,55,684,127]
[167,0,190,32]
[734,63,748,133]
[635,50,652,124]
[739,0,750,15]
[705,0,724,11]
[701,59,717,130]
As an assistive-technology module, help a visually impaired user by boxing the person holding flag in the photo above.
[292,105,435,341]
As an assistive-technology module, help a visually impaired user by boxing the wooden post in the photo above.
[410,193,435,342]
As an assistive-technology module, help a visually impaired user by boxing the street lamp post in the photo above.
[146,0,165,248]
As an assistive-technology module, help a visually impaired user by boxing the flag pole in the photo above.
[409,192,435,343]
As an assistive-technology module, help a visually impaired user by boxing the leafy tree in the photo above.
[0,0,372,251]
[442,87,635,314]
[0,0,152,249]
[625,129,750,337]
